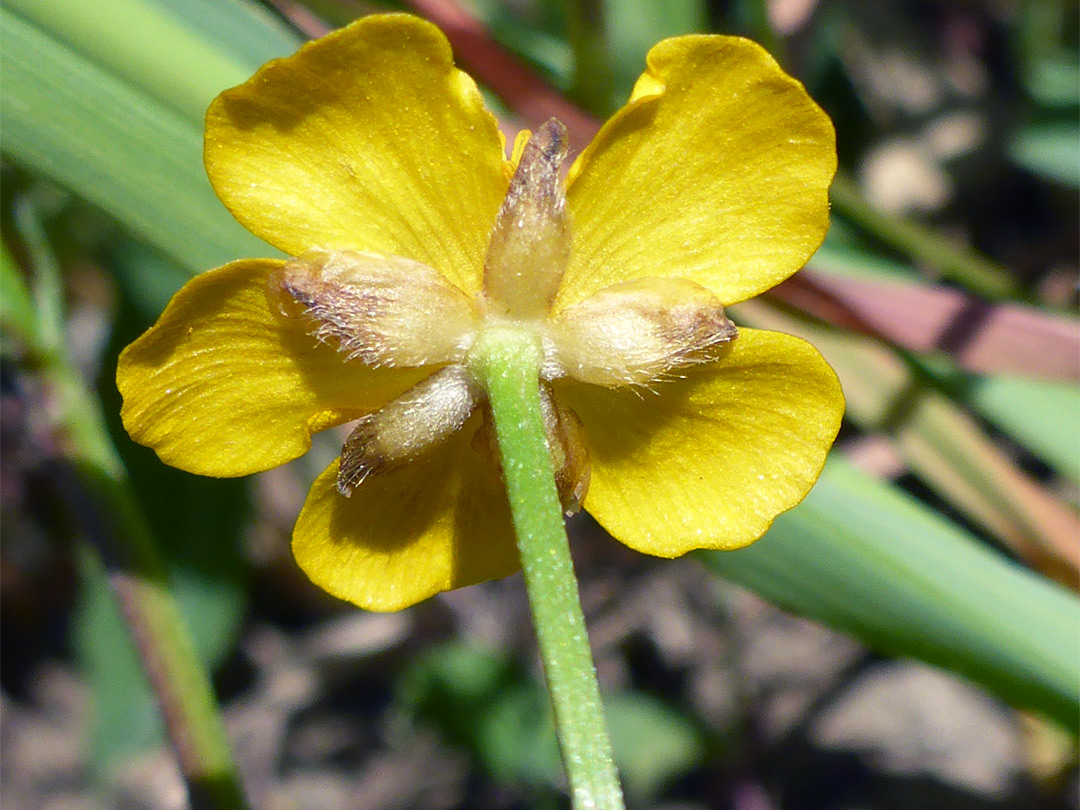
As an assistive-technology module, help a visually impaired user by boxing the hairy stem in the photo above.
[469,326,625,810]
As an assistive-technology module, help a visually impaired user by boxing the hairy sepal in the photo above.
[338,364,480,496]
[270,250,479,368]
[549,277,738,386]
[482,119,571,319]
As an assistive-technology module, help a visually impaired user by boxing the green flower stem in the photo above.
[469,327,625,810]
[6,206,248,810]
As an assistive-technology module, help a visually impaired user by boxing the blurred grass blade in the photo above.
[738,299,1080,588]
[81,238,252,777]
[563,0,615,113]
[8,0,250,126]
[828,173,1021,300]
[0,241,37,345]
[4,209,248,805]
[1009,122,1080,188]
[968,375,1080,487]
[704,458,1080,731]
[146,0,300,70]
[0,5,273,272]
[772,269,1080,381]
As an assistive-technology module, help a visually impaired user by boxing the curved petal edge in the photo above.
[561,35,836,310]
[566,328,844,557]
[117,259,423,477]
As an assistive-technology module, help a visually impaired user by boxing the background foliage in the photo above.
[2,1,1078,808]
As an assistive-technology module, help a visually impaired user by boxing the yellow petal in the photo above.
[558,35,836,310]
[562,329,844,555]
[117,260,425,477]
[204,14,507,294]
[292,418,519,611]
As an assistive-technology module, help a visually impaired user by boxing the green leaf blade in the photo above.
[704,459,1080,731]
[0,6,274,273]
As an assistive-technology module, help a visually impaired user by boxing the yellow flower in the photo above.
[117,14,843,611]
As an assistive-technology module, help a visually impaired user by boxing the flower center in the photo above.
[269,118,735,507]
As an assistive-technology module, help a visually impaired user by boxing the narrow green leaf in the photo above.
[7,0,252,126]
[829,172,1021,300]
[8,196,246,802]
[704,458,1080,731]
[74,469,247,775]
[145,0,300,70]
[0,241,38,346]
[0,7,273,272]
[74,546,169,769]
[969,375,1080,486]
[103,247,251,673]
[563,0,615,113]
[812,228,916,281]
[12,197,66,356]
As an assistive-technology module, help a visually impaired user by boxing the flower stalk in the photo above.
[469,326,625,810]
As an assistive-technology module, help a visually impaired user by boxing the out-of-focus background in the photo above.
[1,1,1078,808]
